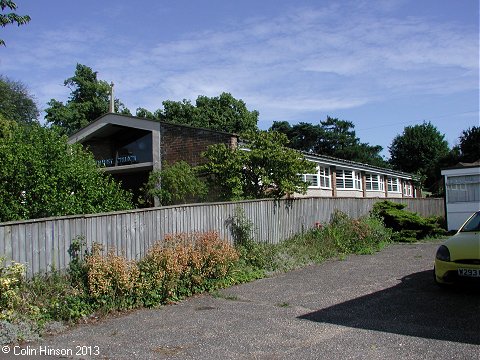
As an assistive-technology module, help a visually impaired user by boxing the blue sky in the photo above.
[1,0,478,158]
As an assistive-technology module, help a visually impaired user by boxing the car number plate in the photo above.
[457,269,480,277]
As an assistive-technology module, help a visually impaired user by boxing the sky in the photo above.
[1,0,478,159]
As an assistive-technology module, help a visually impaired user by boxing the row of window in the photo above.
[301,166,413,195]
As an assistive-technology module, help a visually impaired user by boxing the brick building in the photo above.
[68,113,238,204]
[70,113,419,205]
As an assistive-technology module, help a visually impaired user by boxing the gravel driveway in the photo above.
[5,240,479,359]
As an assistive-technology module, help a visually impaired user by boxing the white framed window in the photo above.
[302,173,320,187]
[302,165,331,189]
[355,172,362,190]
[387,177,400,192]
[446,175,480,203]
[336,169,361,190]
[365,174,384,191]
[403,182,413,197]
[319,166,331,188]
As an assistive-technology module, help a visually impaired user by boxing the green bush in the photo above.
[24,272,92,324]
[371,201,446,242]
[275,210,392,268]
[0,257,26,321]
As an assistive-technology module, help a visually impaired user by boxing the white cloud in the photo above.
[2,0,477,124]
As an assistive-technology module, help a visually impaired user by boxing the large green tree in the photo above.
[137,92,259,134]
[270,117,386,167]
[201,131,316,200]
[389,121,450,189]
[45,64,131,136]
[0,123,133,222]
[0,0,30,46]
[0,75,39,124]
[457,126,480,163]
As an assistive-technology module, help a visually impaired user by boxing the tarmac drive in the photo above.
[4,240,480,359]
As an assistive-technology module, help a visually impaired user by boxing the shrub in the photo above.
[276,210,392,268]
[226,206,277,278]
[85,244,141,310]
[0,257,26,321]
[138,232,239,305]
[371,201,446,242]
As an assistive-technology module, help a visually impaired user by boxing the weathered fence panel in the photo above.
[0,197,444,277]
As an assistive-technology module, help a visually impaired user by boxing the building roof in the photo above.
[68,112,240,144]
[441,159,480,170]
[303,152,415,179]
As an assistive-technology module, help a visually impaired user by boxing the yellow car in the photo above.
[434,211,480,285]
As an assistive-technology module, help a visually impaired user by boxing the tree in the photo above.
[458,126,480,163]
[201,131,316,200]
[45,64,131,136]
[143,161,207,206]
[137,92,259,134]
[315,117,358,156]
[389,121,450,189]
[0,0,30,46]
[0,123,133,222]
[270,117,386,167]
[270,121,321,152]
[0,75,39,124]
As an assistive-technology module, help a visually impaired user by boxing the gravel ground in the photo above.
[4,240,479,360]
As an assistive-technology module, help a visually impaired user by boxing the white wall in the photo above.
[442,166,480,231]
[299,188,332,197]
[365,191,386,198]
[337,190,363,198]
[386,192,403,199]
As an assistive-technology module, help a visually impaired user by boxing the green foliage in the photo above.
[201,130,316,200]
[0,123,133,222]
[371,201,446,242]
[226,207,274,271]
[228,207,255,247]
[136,92,259,135]
[144,161,208,206]
[200,142,246,200]
[270,117,387,167]
[45,64,131,136]
[389,122,450,189]
[67,236,89,288]
[24,272,92,324]
[0,1,30,46]
[0,75,39,123]
[276,211,392,267]
[458,126,480,163]
[0,257,26,320]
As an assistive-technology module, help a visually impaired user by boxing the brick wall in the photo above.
[84,138,114,160]
[161,123,237,166]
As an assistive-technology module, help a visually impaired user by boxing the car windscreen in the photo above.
[460,212,480,232]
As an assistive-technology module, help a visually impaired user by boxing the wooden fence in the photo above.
[0,197,444,277]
